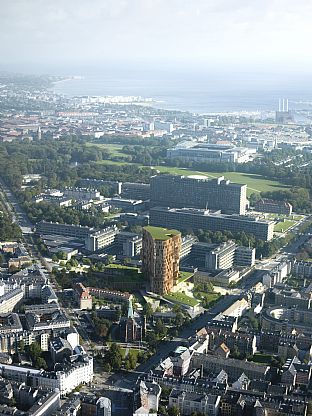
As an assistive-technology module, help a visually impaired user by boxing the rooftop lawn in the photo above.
[274,220,296,232]
[105,264,139,271]
[164,292,199,307]
[144,225,180,240]
[178,271,194,284]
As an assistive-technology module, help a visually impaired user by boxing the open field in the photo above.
[95,158,289,197]
[153,166,289,196]
[274,220,297,232]
[86,142,126,157]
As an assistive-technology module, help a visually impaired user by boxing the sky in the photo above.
[1,0,312,74]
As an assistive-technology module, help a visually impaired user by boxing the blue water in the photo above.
[52,69,312,114]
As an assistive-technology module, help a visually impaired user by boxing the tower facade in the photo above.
[142,226,181,295]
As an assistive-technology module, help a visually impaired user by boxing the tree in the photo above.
[168,406,180,416]
[18,340,25,352]
[51,254,58,262]
[143,302,153,319]
[36,357,48,370]
[107,343,123,370]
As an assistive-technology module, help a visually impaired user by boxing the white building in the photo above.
[0,355,93,396]
[85,226,119,252]
[0,288,23,313]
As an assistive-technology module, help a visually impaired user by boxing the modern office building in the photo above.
[63,187,102,201]
[205,241,236,271]
[235,246,256,267]
[84,226,119,252]
[121,182,150,200]
[150,175,247,215]
[119,212,149,227]
[107,197,146,212]
[142,226,181,295]
[167,142,255,164]
[36,221,93,239]
[150,207,275,241]
[180,235,198,259]
[122,235,142,258]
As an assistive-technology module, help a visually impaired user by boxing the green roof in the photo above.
[144,226,180,240]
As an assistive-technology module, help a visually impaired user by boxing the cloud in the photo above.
[0,0,312,71]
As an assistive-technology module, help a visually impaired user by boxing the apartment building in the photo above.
[169,389,221,416]
[142,226,181,295]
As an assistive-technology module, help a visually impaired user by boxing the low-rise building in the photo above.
[0,288,23,313]
[0,313,23,335]
[191,353,270,382]
[74,283,93,310]
[169,389,221,416]
[255,198,293,215]
[0,354,93,396]
[25,303,70,332]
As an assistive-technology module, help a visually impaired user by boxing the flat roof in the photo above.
[144,226,180,240]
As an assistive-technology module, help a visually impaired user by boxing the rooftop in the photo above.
[144,226,180,241]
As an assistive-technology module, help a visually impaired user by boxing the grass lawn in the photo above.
[153,166,289,197]
[96,159,132,166]
[144,225,180,240]
[250,353,273,365]
[194,291,221,305]
[95,159,289,197]
[178,271,194,284]
[164,292,199,307]
[120,347,142,359]
[266,213,304,221]
[86,142,126,157]
[105,264,139,271]
[274,220,296,232]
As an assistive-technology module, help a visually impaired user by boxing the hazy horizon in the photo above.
[1,0,312,76]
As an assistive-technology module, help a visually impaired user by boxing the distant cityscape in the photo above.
[0,72,312,416]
